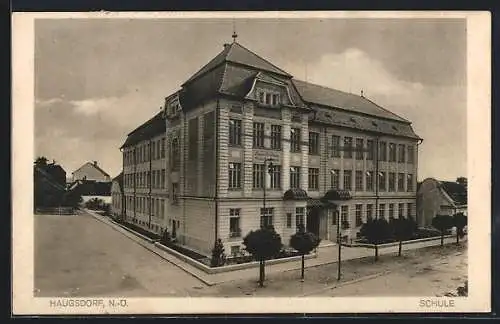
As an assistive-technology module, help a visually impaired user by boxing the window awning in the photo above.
[322,189,352,201]
[283,188,309,201]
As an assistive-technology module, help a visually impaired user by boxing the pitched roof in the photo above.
[440,181,467,206]
[183,42,291,86]
[312,105,420,139]
[121,111,165,149]
[72,162,110,178]
[292,79,410,123]
[34,166,67,192]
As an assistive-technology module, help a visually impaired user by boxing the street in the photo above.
[35,212,467,298]
[35,212,205,297]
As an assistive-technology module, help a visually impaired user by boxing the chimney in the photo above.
[223,43,230,48]
[93,161,97,166]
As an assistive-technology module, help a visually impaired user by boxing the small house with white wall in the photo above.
[416,178,467,227]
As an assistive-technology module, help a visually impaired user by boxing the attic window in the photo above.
[325,113,332,119]
[257,89,280,107]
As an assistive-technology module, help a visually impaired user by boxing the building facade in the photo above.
[111,172,124,220]
[116,40,422,257]
[121,112,168,236]
[417,178,467,227]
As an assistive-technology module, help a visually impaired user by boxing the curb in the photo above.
[83,209,215,286]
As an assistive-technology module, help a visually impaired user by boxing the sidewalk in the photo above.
[84,209,461,286]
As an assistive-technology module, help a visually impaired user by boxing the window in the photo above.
[309,132,319,155]
[228,163,242,189]
[159,199,164,219]
[272,94,280,106]
[367,139,374,160]
[290,166,300,188]
[271,125,282,150]
[152,170,156,188]
[260,207,274,228]
[161,169,165,188]
[344,137,353,159]
[389,172,396,192]
[389,203,395,219]
[290,128,301,152]
[355,170,363,191]
[355,204,363,227]
[407,203,413,218]
[407,174,414,191]
[253,164,265,189]
[366,171,374,191]
[269,165,281,189]
[295,207,305,231]
[397,173,404,191]
[366,204,373,221]
[286,213,292,228]
[379,141,387,161]
[229,119,242,146]
[389,143,396,162]
[341,206,349,228]
[253,122,265,148]
[379,204,386,219]
[330,169,339,189]
[407,145,414,163]
[308,168,319,190]
[378,172,386,191]
[171,138,180,171]
[151,142,156,160]
[331,209,337,225]
[172,183,179,204]
[343,170,352,190]
[331,135,341,158]
[161,137,166,158]
[398,144,405,163]
[229,209,241,238]
[230,246,240,257]
[266,93,271,105]
[398,203,404,218]
[355,138,364,160]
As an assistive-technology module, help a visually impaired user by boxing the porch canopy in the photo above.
[283,188,309,201]
[322,189,353,202]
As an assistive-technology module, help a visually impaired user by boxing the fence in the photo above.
[35,207,76,215]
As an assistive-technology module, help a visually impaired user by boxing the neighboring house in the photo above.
[417,178,468,227]
[34,165,67,209]
[68,180,112,204]
[44,162,66,187]
[111,172,125,220]
[120,39,422,256]
[71,161,111,182]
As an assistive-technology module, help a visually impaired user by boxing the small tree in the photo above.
[363,218,391,261]
[243,226,283,287]
[391,217,413,257]
[432,215,454,246]
[453,213,468,244]
[210,239,227,267]
[290,225,321,281]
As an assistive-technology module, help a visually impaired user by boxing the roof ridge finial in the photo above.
[232,19,238,43]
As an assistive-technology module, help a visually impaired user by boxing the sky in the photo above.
[34,17,467,181]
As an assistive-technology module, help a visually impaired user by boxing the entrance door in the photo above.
[306,207,320,236]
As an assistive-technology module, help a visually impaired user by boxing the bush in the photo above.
[160,228,172,246]
[210,239,226,267]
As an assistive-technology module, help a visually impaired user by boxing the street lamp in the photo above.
[336,207,342,280]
